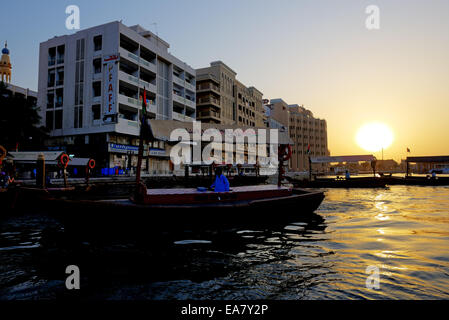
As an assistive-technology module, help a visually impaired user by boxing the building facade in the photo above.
[288,104,329,172]
[195,61,265,127]
[37,21,196,173]
[264,99,329,172]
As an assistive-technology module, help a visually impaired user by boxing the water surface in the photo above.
[1,186,449,299]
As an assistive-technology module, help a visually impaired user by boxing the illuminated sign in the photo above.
[103,54,119,121]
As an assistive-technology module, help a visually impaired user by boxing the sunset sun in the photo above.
[356,122,394,152]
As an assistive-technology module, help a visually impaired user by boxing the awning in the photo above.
[7,151,66,165]
[67,158,90,166]
[147,120,293,145]
[407,156,449,163]
[311,155,376,164]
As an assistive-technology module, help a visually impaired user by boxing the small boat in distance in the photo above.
[287,176,387,188]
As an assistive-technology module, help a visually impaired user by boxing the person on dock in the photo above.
[345,170,351,179]
[4,173,14,188]
[210,167,230,192]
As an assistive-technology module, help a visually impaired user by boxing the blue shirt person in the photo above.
[210,167,230,192]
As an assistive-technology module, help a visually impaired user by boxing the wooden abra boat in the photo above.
[132,183,324,210]
[11,184,324,212]
[6,184,325,229]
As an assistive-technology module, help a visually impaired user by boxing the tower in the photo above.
[0,41,12,83]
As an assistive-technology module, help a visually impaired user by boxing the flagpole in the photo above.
[136,86,146,188]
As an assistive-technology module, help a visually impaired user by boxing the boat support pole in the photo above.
[36,153,45,189]
[309,156,312,181]
[406,161,409,178]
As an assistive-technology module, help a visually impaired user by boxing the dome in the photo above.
[2,42,9,55]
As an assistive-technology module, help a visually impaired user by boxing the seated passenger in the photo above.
[210,167,230,192]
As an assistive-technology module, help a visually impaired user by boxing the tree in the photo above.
[0,81,48,151]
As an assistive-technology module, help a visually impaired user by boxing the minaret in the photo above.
[0,41,12,83]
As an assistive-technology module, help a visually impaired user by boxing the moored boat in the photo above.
[287,176,387,188]
[5,184,325,232]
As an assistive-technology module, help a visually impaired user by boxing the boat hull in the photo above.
[382,176,449,186]
[4,186,324,230]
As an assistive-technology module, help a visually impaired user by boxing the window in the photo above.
[48,69,55,87]
[75,83,83,105]
[47,91,54,109]
[92,104,101,120]
[46,111,53,130]
[93,58,101,74]
[93,35,102,51]
[57,45,65,64]
[55,88,64,108]
[55,110,63,129]
[93,81,101,97]
[56,67,64,86]
[48,47,56,66]
[74,106,83,128]
[76,38,85,60]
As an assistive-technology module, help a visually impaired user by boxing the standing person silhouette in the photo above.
[210,167,230,192]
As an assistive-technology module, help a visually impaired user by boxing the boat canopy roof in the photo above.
[147,120,293,145]
[311,155,376,164]
[407,156,449,163]
[7,151,66,164]
[67,158,91,166]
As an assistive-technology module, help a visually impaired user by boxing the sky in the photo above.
[1,0,448,161]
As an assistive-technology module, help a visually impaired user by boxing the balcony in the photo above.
[185,99,196,110]
[172,112,195,122]
[119,47,139,64]
[139,78,157,94]
[118,93,140,108]
[173,74,185,87]
[119,47,157,74]
[119,70,139,87]
[197,111,220,122]
[197,96,220,108]
[118,93,157,114]
[140,57,157,74]
[184,81,196,92]
[173,93,185,105]
[197,83,220,95]
[116,117,140,136]
[119,70,157,94]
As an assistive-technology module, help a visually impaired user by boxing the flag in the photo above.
[141,88,147,115]
[407,148,410,153]
[140,88,153,139]
[307,144,311,155]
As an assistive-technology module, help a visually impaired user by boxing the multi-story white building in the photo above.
[37,21,196,172]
